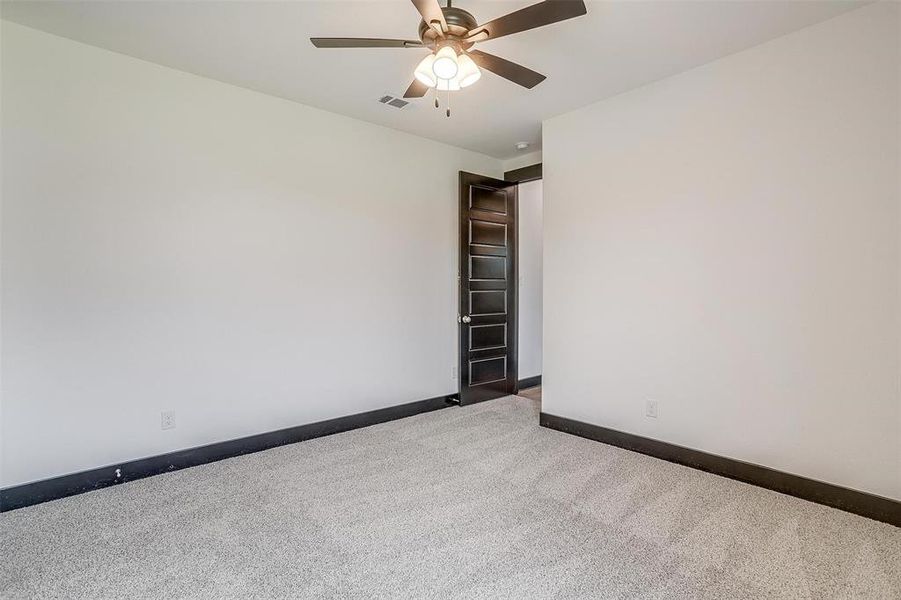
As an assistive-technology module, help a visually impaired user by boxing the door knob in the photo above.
[461,315,472,324]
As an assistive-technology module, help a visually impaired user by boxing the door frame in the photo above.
[503,162,542,184]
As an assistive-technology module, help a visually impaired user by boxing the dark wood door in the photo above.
[458,172,517,406]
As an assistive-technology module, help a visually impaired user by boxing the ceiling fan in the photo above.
[311,0,587,109]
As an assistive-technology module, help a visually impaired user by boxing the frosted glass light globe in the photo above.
[456,54,481,88]
[414,54,438,87]
[432,46,459,80]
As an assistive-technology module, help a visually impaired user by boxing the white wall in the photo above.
[0,22,502,488]
[518,180,542,380]
[543,2,900,500]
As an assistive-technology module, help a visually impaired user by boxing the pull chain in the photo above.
[446,87,451,118]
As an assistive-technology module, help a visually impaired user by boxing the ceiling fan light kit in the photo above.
[310,0,588,117]
[415,46,481,93]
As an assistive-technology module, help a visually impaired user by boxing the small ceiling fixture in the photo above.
[515,142,531,151]
[311,0,588,118]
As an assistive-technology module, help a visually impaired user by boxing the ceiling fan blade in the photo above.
[468,50,546,89]
[465,0,586,41]
[411,0,447,34]
[403,79,430,98]
[310,38,423,48]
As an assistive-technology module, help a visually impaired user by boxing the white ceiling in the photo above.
[1,0,867,159]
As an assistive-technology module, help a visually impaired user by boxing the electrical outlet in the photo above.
[452,366,458,380]
[161,410,176,430]
[645,400,658,419]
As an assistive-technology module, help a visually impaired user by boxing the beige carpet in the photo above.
[2,395,899,599]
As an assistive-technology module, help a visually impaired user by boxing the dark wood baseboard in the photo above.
[540,412,900,527]
[0,394,456,513]
[517,375,542,390]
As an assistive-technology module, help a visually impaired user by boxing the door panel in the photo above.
[470,357,507,386]
[470,220,507,246]
[459,172,517,405]
[470,324,506,350]
[470,290,505,315]
[471,256,506,280]
[470,186,508,213]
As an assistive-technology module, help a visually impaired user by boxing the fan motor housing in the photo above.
[418,7,478,50]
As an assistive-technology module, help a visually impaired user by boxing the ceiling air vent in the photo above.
[378,95,409,109]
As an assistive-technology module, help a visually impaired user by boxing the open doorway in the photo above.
[506,163,542,404]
